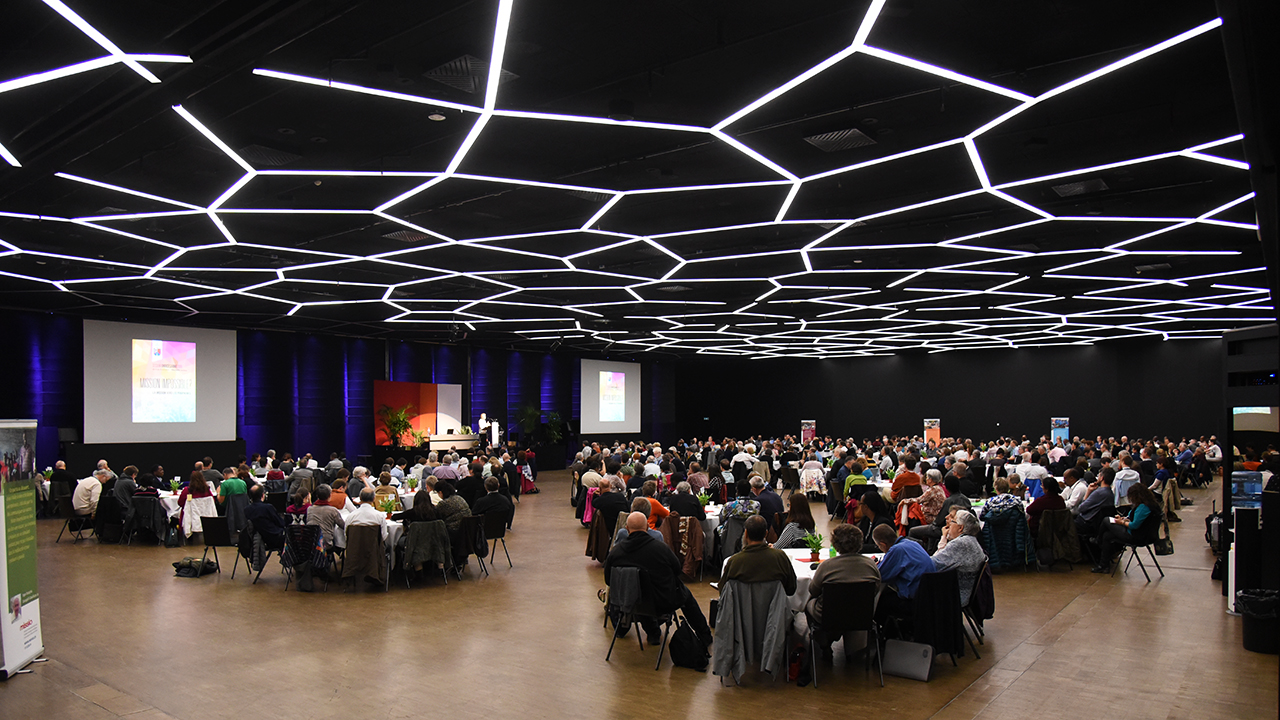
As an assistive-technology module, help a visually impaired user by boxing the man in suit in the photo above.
[604,512,713,648]
[749,475,785,529]
[471,476,515,527]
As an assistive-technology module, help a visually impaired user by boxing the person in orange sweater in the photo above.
[640,480,669,530]
[891,455,922,502]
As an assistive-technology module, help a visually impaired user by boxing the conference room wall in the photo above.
[0,312,83,472]
[670,339,1224,443]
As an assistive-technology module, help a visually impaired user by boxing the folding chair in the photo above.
[456,514,488,578]
[200,515,246,578]
[961,561,988,645]
[282,524,327,592]
[56,497,94,543]
[808,581,883,688]
[401,520,453,588]
[482,511,512,568]
[1112,533,1165,582]
[251,533,282,585]
[604,566,673,670]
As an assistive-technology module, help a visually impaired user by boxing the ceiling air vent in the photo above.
[1134,262,1172,273]
[803,128,876,152]
[425,54,518,94]
[382,230,434,243]
[1051,178,1109,197]
[238,144,301,166]
[566,189,612,202]
[657,285,691,292]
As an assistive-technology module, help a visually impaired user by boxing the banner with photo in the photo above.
[1051,417,1070,444]
[923,418,941,445]
[800,420,816,444]
[0,419,43,678]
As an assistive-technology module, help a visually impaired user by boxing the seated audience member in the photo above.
[1026,474,1066,537]
[346,466,371,500]
[592,479,633,536]
[114,465,140,506]
[456,463,486,507]
[902,468,946,526]
[774,494,817,549]
[931,510,987,604]
[324,469,349,510]
[685,462,709,493]
[347,488,386,526]
[325,453,345,475]
[856,489,895,554]
[872,523,936,630]
[580,457,604,490]
[619,464,642,492]
[286,488,312,519]
[1075,467,1117,540]
[434,481,471,534]
[1112,454,1142,504]
[201,457,223,489]
[721,515,798,596]
[373,472,399,509]
[719,482,761,522]
[982,477,1024,516]
[306,484,346,549]
[890,456,922,502]
[604,512,714,647]
[614,498,664,545]
[472,475,514,517]
[750,474,785,524]
[74,469,111,517]
[243,484,287,550]
[391,489,437,524]
[1062,467,1090,515]
[217,469,248,505]
[950,461,982,499]
[1093,483,1162,573]
[806,523,881,654]
[639,480,670,530]
[667,481,707,521]
[177,472,215,526]
[908,474,971,552]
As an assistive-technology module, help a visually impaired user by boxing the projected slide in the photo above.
[580,359,641,434]
[599,371,625,422]
[131,339,197,423]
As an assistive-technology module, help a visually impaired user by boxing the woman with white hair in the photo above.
[931,509,987,604]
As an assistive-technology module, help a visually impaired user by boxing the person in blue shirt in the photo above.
[871,524,936,630]
[1093,483,1162,573]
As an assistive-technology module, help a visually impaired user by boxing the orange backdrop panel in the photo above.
[373,380,438,446]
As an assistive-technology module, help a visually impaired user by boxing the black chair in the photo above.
[401,520,453,588]
[808,581,883,688]
[200,516,246,578]
[250,533,283,585]
[912,569,974,665]
[961,561,990,646]
[455,514,488,578]
[124,496,165,546]
[266,492,288,516]
[55,497,94,543]
[482,511,512,568]
[1112,517,1165,582]
[282,524,327,592]
[604,566,673,670]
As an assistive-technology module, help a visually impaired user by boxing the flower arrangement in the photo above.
[378,495,398,515]
[696,492,711,507]
[406,477,419,491]
[170,479,181,493]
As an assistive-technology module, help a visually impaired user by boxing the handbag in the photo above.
[882,639,933,681]
[667,614,708,671]
[1153,519,1174,556]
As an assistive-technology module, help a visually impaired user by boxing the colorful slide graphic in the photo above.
[599,371,625,422]
[131,339,197,423]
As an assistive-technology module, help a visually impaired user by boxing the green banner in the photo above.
[3,481,38,607]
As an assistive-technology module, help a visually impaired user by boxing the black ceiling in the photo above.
[0,0,1269,356]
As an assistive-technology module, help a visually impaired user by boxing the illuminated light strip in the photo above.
[714,46,862,132]
[775,182,802,222]
[804,138,965,182]
[445,113,491,174]
[251,69,480,113]
[1177,266,1268,282]
[969,18,1223,139]
[628,179,794,195]
[993,151,1181,189]
[887,270,924,288]
[1199,219,1259,230]
[42,0,181,82]
[802,221,859,251]
[858,46,1033,102]
[1187,134,1244,152]
[1181,151,1249,170]
[808,243,933,251]
[1199,192,1256,220]
[255,170,440,178]
[20,250,151,270]
[581,194,624,230]
[710,129,798,180]
[206,211,238,244]
[70,220,182,250]
[850,188,987,226]
[373,212,456,244]
[484,0,515,110]
[986,188,1054,219]
[685,248,802,264]
[374,175,450,213]
[450,173,615,195]
[0,56,116,95]
[0,141,20,167]
[172,106,254,173]
[76,210,204,222]
[1103,221,1191,250]
[490,109,706,133]
[938,219,1052,248]
[963,138,991,188]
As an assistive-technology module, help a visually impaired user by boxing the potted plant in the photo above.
[378,495,398,518]
[169,479,181,494]
[407,428,429,448]
[376,403,416,448]
[803,532,825,562]
[697,492,711,507]
[406,476,419,492]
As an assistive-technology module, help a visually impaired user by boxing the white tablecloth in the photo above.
[336,504,403,566]
[722,547,882,614]
[156,491,182,519]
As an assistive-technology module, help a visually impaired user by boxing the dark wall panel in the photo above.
[671,339,1224,443]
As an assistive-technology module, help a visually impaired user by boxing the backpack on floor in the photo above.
[667,614,708,671]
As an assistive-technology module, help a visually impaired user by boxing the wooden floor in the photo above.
[1,473,1275,720]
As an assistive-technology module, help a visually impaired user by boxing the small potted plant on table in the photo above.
[803,532,825,562]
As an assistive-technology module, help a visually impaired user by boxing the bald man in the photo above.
[603,512,712,648]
